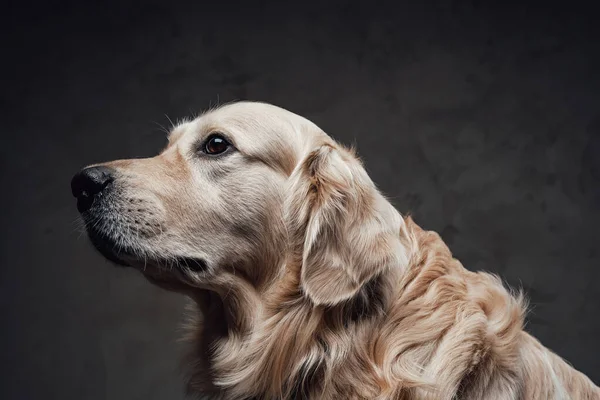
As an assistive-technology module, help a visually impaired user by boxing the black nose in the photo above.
[71,166,115,213]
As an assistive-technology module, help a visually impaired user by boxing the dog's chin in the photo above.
[87,229,132,267]
[86,228,208,274]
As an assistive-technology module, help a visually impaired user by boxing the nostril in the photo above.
[71,166,115,212]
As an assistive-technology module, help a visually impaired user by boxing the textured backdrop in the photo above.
[2,1,599,399]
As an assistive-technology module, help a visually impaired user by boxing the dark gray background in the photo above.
[2,1,599,399]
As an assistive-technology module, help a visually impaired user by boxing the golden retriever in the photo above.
[71,101,599,399]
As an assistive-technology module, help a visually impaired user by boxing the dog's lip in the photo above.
[170,257,207,272]
[86,228,207,272]
[87,229,132,267]
[120,255,208,273]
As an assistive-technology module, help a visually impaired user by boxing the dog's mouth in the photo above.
[87,228,131,267]
[86,228,207,273]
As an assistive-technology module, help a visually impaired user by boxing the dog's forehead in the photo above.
[208,102,319,143]
[167,102,326,173]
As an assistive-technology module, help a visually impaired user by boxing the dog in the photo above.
[72,101,599,399]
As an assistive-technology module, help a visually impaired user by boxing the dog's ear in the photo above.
[286,142,406,306]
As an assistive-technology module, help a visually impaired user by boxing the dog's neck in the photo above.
[190,269,395,398]
[187,217,411,398]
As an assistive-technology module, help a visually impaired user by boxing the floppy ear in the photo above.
[286,141,406,306]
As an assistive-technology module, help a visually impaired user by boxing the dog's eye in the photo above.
[203,134,230,155]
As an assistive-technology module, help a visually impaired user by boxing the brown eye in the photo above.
[203,134,230,155]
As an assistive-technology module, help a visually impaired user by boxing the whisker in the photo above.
[151,120,171,137]
[164,114,176,130]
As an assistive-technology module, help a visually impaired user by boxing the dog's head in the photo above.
[72,102,406,304]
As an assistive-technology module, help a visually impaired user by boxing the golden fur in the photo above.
[77,101,599,399]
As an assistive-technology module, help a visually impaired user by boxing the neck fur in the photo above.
[189,212,411,398]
